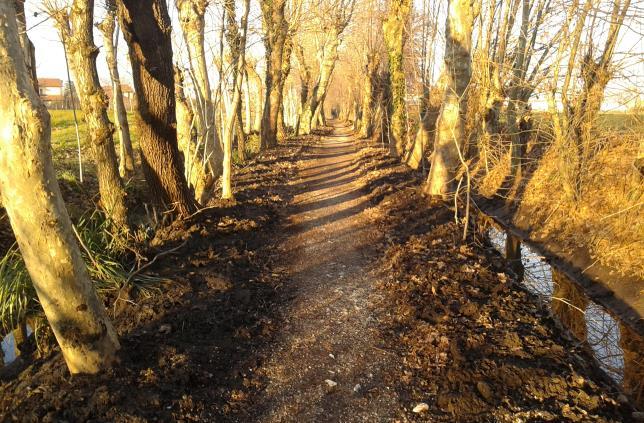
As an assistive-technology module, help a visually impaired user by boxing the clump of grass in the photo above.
[0,210,163,333]
[74,210,162,297]
[0,245,35,334]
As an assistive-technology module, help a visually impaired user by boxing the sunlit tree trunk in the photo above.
[293,40,311,135]
[382,0,411,157]
[259,0,289,149]
[118,0,197,216]
[246,61,264,134]
[175,67,212,203]
[97,2,134,177]
[223,0,248,162]
[0,2,119,373]
[359,52,380,139]
[222,0,251,199]
[49,0,129,230]
[176,0,223,183]
[423,0,475,197]
[243,71,252,134]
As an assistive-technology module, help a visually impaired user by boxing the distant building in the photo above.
[102,83,137,111]
[37,78,64,109]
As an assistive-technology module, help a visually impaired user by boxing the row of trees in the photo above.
[0,0,335,374]
[328,0,635,202]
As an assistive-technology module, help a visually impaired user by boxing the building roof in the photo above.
[102,83,135,94]
[38,78,63,88]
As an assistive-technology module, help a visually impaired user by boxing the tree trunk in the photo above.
[0,2,119,373]
[247,62,264,134]
[382,0,411,157]
[118,0,197,216]
[176,0,223,181]
[259,0,289,149]
[423,0,474,198]
[13,0,37,88]
[243,71,252,134]
[175,67,212,204]
[50,0,129,230]
[222,0,251,199]
[359,52,380,139]
[97,5,135,177]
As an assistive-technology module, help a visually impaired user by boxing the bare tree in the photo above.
[259,0,290,148]
[118,0,197,216]
[97,0,134,177]
[423,0,476,197]
[0,1,119,373]
[47,0,129,230]
[298,0,355,135]
[222,0,252,199]
[176,0,224,189]
[382,0,411,156]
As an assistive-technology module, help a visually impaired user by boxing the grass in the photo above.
[49,109,140,169]
[0,210,162,338]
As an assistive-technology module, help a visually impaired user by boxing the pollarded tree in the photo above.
[96,0,134,177]
[382,0,411,157]
[259,0,290,149]
[423,0,476,197]
[0,1,119,374]
[47,0,129,230]
[117,0,197,216]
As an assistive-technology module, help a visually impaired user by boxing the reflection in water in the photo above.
[486,227,625,384]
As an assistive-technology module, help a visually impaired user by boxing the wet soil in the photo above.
[0,123,635,422]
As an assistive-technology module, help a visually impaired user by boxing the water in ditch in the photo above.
[486,226,624,383]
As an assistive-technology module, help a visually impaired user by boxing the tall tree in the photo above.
[117,0,197,216]
[382,0,412,157]
[223,0,249,161]
[176,0,223,188]
[222,0,252,199]
[0,1,119,373]
[97,0,134,177]
[259,0,289,148]
[423,0,476,197]
[298,0,354,135]
[47,0,129,230]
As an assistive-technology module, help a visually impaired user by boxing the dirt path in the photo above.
[252,123,407,421]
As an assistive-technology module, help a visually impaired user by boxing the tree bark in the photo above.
[0,2,119,373]
[49,0,129,230]
[359,52,380,139]
[423,0,475,198]
[382,0,412,157]
[97,4,134,177]
[259,0,289,149]
[118,0,197,216]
